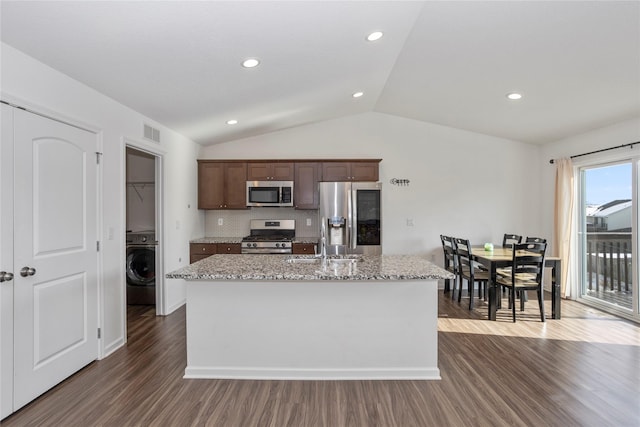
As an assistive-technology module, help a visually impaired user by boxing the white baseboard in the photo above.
[184,366,441,381]
[101,337,125,359]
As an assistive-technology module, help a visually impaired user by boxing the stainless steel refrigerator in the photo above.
[319,181,382,255]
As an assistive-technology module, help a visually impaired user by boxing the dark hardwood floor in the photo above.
[3,292,639,426]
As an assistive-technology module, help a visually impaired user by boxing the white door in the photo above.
[12,108,99,410]
[0,104,15,419]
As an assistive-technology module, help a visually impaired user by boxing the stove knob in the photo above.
[275,243,280,248]
[252,243,257,248]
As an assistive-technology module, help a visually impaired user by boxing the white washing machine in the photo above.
[126,231,156,305]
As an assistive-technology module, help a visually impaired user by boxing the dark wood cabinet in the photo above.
[190,242,241,263]
[321,161,379,182]
[198,159,380,210]
[224,164,248,208]
[292,243,316,255]
[197,162,224,209]
[294,162,321,209]
[190,243,216,263]
[197,161,247,209]
[247,162,294,181]
[217,243,241,254]
[350,161,379,181]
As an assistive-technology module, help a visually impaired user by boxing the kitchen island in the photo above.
[167,254,453,380]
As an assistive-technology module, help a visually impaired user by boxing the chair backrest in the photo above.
[452,237,476,274]
[502,233,522,248]
[525,236,547,244]
[510,242,547,285]
[440,235,457,271]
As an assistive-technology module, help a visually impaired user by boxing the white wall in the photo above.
[201,112,545,260]
[1,43,203,356]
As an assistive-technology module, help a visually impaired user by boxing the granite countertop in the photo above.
[166,254,454,281]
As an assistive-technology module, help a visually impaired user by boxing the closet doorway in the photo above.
[124,142,164,320]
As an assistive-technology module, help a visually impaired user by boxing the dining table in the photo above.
[471,246,562,321]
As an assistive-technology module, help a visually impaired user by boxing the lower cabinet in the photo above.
[292,243,317,255]
[189,243,241,263]
[217,243,242,254]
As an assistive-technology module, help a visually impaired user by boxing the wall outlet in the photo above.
[406,218,414,227]
[306,218,312,226]
[218,218,224,226]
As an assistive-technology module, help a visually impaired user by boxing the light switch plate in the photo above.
[218,218,224,226]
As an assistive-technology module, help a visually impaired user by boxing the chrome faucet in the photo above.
[320,217,327,260]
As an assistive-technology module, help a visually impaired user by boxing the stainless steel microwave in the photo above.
[246,181,294,207]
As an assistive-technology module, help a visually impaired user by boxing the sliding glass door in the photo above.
[578,161,638,320]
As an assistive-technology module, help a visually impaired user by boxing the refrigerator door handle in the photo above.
[349,189,356,249]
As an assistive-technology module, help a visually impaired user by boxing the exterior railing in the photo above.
[586,232,632,292]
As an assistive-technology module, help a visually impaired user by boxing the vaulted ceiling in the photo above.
[1,1,639,146]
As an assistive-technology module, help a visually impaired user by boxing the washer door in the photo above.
[126,247,155,286]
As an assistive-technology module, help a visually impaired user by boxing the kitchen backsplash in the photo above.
[204,208,319,238]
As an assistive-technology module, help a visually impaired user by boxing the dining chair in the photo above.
[453,237,489,310]
[440,235,458,295]
[502,233,522,248]
[525,236,547,244]
[500,234,523,296]
[518,238,547,303]
[496,242,547,322]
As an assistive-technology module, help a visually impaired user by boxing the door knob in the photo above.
[0,271,14,282]
[20,266,36,277]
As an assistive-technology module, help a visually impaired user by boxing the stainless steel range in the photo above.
[241,219,295,254]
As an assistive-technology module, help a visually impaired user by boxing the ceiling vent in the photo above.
[143,123,160,143]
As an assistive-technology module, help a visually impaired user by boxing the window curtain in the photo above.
[554,158,574,298]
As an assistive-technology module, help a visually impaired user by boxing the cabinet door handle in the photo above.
[0,271,14,282]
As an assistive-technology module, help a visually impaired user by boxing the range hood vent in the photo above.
[143,123,160,143]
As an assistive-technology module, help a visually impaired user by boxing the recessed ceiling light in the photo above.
[366,31,383,42]
[242,58,260,68]
[506,92,523,100]
[352,91,364,98]
[226,119,238,125]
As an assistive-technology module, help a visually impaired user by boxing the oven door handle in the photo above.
[241,248,292,254]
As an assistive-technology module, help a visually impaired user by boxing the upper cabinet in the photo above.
[197,159,381,210]
[247,162,294,181]
[198,161,247,209]
[321,161,380,182]
[294,162,321,209]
